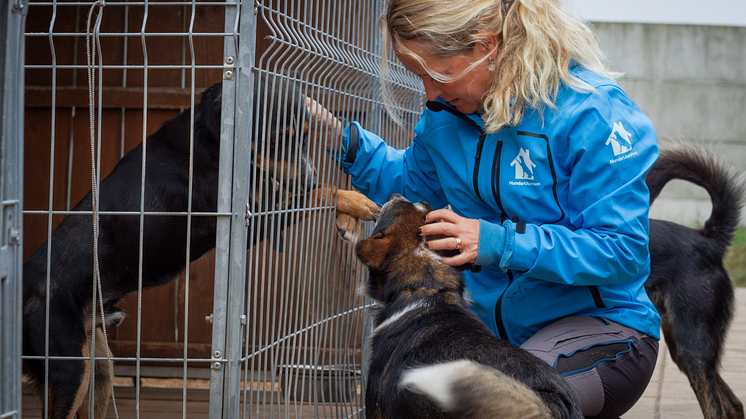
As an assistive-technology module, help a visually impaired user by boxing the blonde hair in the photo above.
[380,0,619,133]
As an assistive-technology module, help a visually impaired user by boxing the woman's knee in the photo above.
[557,336,658,418]
[520,317,659,418]
[592,336,659,419]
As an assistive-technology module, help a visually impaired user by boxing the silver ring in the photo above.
[455,237,462,250]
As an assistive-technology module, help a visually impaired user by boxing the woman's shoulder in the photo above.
[555,65,638,116]
[567,63,620,91]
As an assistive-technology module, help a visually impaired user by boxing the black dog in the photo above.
[646,146,745,419]
[354,194,581,419]
[21,77,378,419]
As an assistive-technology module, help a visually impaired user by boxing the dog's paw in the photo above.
[336,190,379,221]
[336,212,362,244]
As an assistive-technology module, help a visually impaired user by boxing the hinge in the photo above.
[0,228,20,280]
[211,350,223,370]
[14,0,28,12]
[223,56,236,80]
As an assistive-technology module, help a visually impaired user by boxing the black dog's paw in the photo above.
[337,190,379,221]
[334,189,379,244]
[336,212,363,244]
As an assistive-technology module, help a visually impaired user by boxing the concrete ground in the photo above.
[624,287,746,418]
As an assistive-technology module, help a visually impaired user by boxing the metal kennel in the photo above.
[11,0,425,418]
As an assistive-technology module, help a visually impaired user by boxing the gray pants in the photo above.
[520,316,659,419]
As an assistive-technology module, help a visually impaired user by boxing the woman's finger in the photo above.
[425,236,462,251]
[418,209,480,266]
[425,208,460,224]
[440,253,472,267]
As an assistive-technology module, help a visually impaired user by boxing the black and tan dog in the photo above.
[646,146,745,419]
[22,77,378,419]
[354,194,581,419]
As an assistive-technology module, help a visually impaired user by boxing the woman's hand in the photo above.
[306,97,345,148]
[419,209,480,267]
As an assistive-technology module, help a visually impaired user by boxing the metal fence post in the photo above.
[1,0,27,417]
[209,0,258,418]
[208,1,237,416]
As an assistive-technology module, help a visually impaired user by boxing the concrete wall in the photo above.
[591,22,746,227]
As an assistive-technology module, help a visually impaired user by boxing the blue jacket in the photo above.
[340,66,661,345]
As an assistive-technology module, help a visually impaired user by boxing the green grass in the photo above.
[725,226,746,287]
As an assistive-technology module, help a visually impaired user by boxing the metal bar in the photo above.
[41,1,58,416]
[1,0,27,416]
[216,0,258,416]
[25,64,225,69]
[25,32,234,37]
[180,0,198,416]
[23,355,214,362]
[224,0,258,413]
[24,210,235,216]
[28,1,234,5]
[87,4,107,412]
[135,1,151,416]
[207,0,238,416]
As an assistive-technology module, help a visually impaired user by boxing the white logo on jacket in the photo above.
[510,148,536,180]
[606,122,633,157]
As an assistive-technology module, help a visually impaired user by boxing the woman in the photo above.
[311,0,660,417]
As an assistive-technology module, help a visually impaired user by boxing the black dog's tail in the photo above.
[647,145,745,251]
[400,360,559,419]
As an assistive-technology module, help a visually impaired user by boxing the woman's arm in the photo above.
[307,97,448,208]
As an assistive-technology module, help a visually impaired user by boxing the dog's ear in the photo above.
[254,76,307,140]
[355,232,392,271]
[196,82,223,141]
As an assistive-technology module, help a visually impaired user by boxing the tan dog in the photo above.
[352,194,581,419]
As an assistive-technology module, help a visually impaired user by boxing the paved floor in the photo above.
[21,289,746,418]
[624,287,746,418]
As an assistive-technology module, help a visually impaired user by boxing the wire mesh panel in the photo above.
[21,0,424,418]
[237,1,425,418]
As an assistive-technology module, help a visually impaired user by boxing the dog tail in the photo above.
[400,360,555,419]
[647,145,745,249]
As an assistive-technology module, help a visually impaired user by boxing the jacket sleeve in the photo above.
[491,85,659,286]
[340,120,448,208]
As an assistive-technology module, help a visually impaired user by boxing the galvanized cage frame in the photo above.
[2,0,27,418]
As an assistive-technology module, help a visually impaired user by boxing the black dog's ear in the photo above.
[252,75,308,140]
[355,232,392,271]
[196,82,223,141]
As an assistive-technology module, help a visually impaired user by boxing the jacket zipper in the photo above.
[473,132,488,205]
[424,101,518,340]
[425,101,490,205]
[494,270,513,340]
[490,141,508,221]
